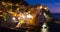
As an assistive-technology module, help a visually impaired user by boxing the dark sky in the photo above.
[25,0,60,13]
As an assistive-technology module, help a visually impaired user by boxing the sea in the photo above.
[49,13,60,32]
[51,13,60,21]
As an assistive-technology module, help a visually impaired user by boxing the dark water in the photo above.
[49,13,60,32]
[51,13,60,21]
[49,22,60,32]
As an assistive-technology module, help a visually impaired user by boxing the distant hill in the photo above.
[0,0,29,6]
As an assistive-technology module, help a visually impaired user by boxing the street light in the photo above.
[44,7,48,10]
[26,14,33,19]
[39,6,43,9]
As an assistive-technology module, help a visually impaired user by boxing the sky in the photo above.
[25,0,60,13]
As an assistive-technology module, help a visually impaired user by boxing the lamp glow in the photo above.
[18,17,20,20]
[27,14,32,18]
[39,6,43,9]
[12,17,15,20]
[22,15,25,19]
[44,7,48,10]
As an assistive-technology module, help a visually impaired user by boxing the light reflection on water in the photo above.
[41,21,60,32]
[41,23,48,32]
